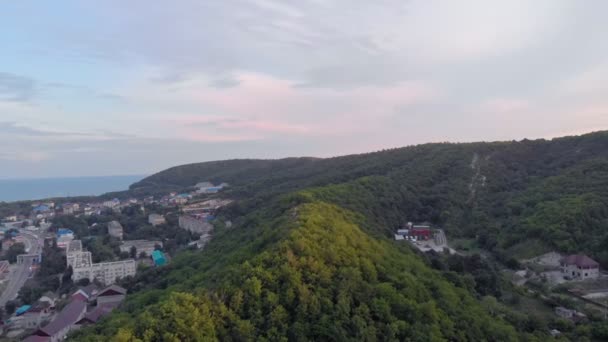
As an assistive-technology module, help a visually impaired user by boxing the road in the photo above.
[0,230,43,307]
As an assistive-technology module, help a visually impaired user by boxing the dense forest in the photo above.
[129,131,608,265]
[72,131,608,341]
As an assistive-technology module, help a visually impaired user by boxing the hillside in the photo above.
[74,131,608,341]
[132,131,608,264]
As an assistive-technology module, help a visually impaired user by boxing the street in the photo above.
[0,231,42,308]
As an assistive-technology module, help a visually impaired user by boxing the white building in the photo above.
[179,215,213,234]
[107,221,124,240]
[68,240,136,285]
[73,260,136,285]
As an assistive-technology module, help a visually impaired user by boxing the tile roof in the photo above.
[98,284,127,297]
[561,254,599,268]
[35,299,86,337]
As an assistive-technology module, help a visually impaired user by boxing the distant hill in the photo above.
[74,131,608,341]
[130,131,608,262]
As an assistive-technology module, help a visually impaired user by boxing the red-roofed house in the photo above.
[561,254,600,280]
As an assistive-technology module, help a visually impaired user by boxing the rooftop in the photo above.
[561,254,599,268]
[34,299,86,337]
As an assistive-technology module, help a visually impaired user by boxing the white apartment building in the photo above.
[67,240,136,285]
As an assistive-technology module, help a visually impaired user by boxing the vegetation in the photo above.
[74,202,520,341]
[0,131,600,341]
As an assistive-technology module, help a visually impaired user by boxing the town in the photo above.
[0,181,230,340]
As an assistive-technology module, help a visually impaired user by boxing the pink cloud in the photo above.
[479,98,530,113]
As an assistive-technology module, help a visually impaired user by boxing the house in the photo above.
[3,215,17,222]
[107,221,124,240]
[57,229,74,239]
[61,203,79,215]
[10,302,53,330]
[148,214,166,226]
[152,250,166,266]
[195,181,227,194]
[27,297,87,342]
[74,305,114,327]
[95,285,127,306]
[560,254,600,280]
[410,225,432,240]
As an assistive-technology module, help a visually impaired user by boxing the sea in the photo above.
[0,175,145,202]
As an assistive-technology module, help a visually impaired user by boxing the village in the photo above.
[393,222,608,338]
[0,181,231,341]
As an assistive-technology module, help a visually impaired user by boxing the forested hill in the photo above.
[74,131,608,341]
[131,131,608,263]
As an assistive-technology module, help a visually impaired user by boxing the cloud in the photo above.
[0,122,133,142]
[0,151,51,162]
[0,72,36,102]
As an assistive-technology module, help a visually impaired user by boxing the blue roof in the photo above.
[57,228,74,236]
[33,205,49,212]
[15,305,31,315]
[151,250,166,266]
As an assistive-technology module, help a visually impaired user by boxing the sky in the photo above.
[1,0,608,178]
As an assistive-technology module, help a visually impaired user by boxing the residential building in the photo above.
[3,215,17,222]
[560,254,600,280]
[27,297,87,342]
[73,260,136,285]
[68,240,136,285]
[102,199,120,209]
[119,240,162,257]
[179,215,214,234]
[148,214,166,226]
[10,302,53,330]
[195,181,228,194]
[107,221,124,240]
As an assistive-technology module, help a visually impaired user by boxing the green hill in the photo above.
[74,131,608,341]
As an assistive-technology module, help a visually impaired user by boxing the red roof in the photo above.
[561,254,599,268]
